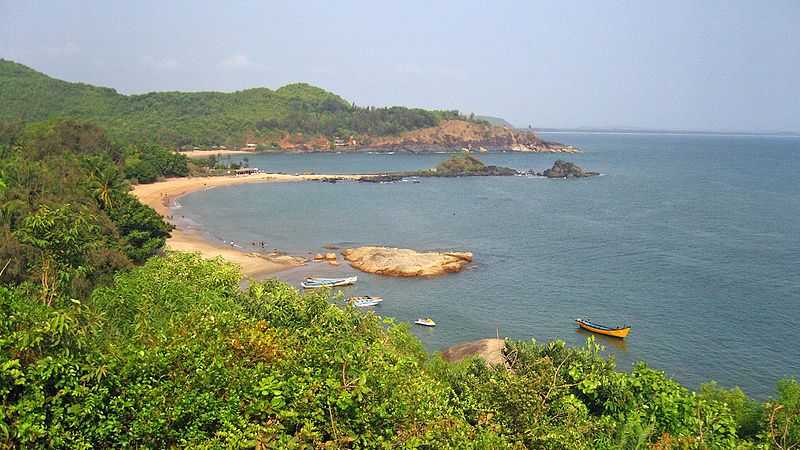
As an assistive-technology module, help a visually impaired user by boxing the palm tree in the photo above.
[89,166,126,210]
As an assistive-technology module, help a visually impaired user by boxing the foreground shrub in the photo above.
[0,252,791,448]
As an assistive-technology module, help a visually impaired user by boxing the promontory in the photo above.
[1,58,576,154]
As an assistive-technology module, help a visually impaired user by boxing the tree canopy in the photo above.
[0,117,177,292]
[1,59,469,148]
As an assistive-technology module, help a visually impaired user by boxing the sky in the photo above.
[2,1,799,132]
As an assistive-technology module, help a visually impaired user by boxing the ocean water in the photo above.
[176,133,800,399]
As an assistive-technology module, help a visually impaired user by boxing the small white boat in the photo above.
[306,276,358,283]
[349,296,383,307]
[414,318,436,327]
[301,276,358,289]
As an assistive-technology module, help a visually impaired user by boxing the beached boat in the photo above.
[414,318,436,327]
[301,276,358,289]
[575,319,631,338]
[349,296,383,307]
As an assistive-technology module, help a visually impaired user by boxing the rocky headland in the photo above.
[368,120,578,153]
[341,246,473,277]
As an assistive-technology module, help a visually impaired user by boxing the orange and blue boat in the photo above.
[575,318,631,338]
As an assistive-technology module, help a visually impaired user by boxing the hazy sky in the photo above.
[2,1,799,132]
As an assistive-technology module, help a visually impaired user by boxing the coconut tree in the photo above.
[88,164,127,210]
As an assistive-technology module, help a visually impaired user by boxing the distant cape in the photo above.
[0,59,576,152]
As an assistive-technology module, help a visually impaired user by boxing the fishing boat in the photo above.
[306,276,358,283]
[301,276,358,289]
[575,318,631,338]
[349,296,383,307]
[414,318,436,327]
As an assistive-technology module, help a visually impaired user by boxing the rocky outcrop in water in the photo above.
[538,160,600,178]
[358,154,517,183]
[341,246,473,277]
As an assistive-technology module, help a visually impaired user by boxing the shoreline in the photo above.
[131,173,367,278]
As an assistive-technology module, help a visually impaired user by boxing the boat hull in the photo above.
[353,300,380,307]
[301,276,358,289]
[575,319,630,338]
[349,296,383,307]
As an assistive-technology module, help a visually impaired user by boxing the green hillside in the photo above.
[0,59,464,147]
[475,115,516,128]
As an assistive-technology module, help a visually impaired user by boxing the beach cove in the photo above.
[168,133,800,399]
[131,172,378,278]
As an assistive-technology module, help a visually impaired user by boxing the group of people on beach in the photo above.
[252,240,268,248]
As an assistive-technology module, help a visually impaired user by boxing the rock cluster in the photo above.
[358,155,517,183]
[537,160,600,178]
[313,252,340,265]
[341,246,472,277]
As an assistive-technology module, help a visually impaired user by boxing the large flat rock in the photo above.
[341,246,472,277]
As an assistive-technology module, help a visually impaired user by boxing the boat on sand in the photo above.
[575,318,630,338]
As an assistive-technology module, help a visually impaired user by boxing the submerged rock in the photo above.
[341,246,472,277]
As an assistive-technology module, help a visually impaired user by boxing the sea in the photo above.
[174,133,800,399]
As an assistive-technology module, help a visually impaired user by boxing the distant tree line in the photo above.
[1,59,474,148]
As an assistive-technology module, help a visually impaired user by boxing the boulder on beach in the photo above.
[324,252,337,261]
[441,339,507,367]
[313,253,324,261]
[329,260,340,266]
[341,246,472,277]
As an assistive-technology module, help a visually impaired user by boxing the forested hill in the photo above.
[0,59,467,148]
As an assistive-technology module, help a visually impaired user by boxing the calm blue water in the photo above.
[177,133,800,399]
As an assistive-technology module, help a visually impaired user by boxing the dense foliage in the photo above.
[0,253,797,448]
[0,118,176,292]
[1,59,468,148]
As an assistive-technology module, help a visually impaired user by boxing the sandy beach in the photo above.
[132,173,367,278]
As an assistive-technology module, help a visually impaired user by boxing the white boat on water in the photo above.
[307,276,358,282]
[301,276,358,289]
[349,296,383,307]
[414,318,436,327]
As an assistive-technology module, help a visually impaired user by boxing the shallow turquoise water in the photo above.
[177,133,800,399]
